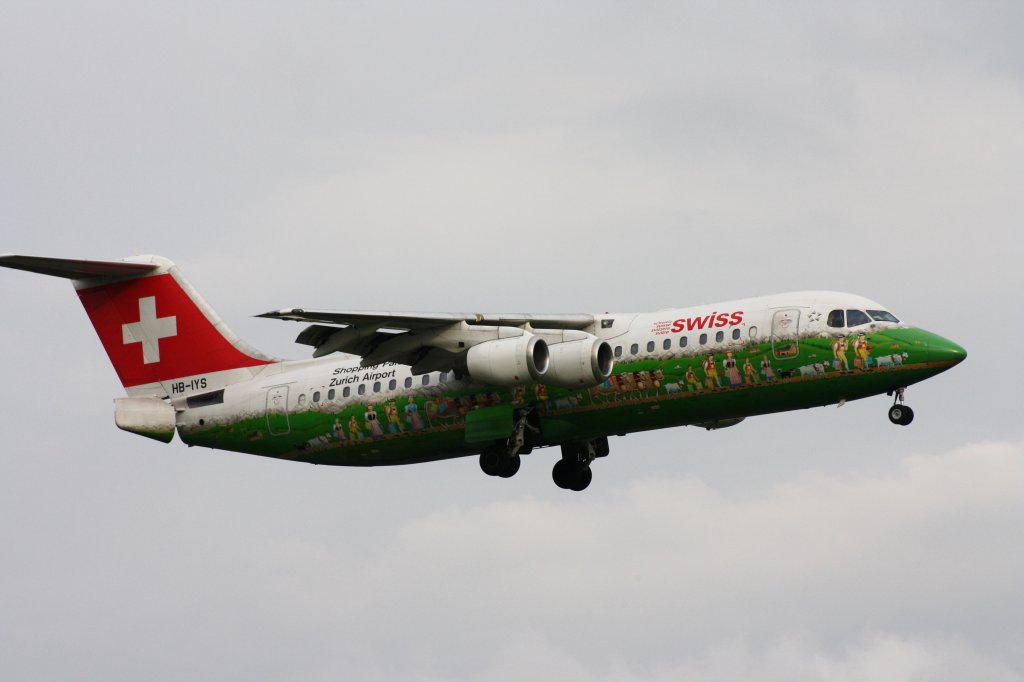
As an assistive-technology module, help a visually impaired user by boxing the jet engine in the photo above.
[543,336,614,388]
[465,334,549,385]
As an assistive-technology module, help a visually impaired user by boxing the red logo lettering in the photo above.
[669,311,745,333]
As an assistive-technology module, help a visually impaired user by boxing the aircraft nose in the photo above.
[887,328,966,371]
[938,337,968,365]
[923,332,967,368]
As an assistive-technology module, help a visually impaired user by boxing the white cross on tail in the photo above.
[122,296,177,364]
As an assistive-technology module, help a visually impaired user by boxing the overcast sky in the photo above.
[2,2,1022,680]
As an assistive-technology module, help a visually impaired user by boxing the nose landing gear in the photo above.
[887,387,914,425]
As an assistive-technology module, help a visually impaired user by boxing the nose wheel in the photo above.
[887,388,914,425]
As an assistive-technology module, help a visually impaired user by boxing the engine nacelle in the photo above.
[465,334,549,385]
[544,337,614,388]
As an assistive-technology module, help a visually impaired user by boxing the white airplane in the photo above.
[0,254,966,491]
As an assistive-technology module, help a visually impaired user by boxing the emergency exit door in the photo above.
[266,386,290,436]
[771,309,801,359]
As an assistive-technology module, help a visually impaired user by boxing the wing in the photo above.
[257,308,597,372]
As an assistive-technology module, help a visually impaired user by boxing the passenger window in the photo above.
[328,389,335,401]
[630,343,639,355]
[373,381,381,393]
[663,339,671,351]
[699,333,708,345]
[313,391,321,403]
[715,331,724,343]
[404,377,412,389]
[358,385,366,396]
[614,346,622,358]
[827,309,845,327]
[679,336,688,348]
[647,341,655,353]
[343,387,351,398]
[749,325,758,338]
[846,309,871,327]
[389,379,397,391]
[422,375,430,386]
[732,328,740,340]
[298,394,307,406]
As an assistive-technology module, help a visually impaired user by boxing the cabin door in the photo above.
[771,309,801,360]
[266,386,291,436]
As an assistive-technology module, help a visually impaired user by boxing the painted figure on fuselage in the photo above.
[723,351,743,387]
[685,366,702,392]
[743,357,760,385]
[853,335,872,369]
[703,353,722,389]
[364,405,384,439]
[348,415,363,440]
[405,396,424,431]
[831,337,851,371]
[386,401,404,434]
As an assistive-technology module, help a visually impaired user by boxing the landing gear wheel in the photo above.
[888,404,914,426]
[497,454,521,478]
[552,459,592,491]
[569,466,593,491]
[479,447,504,476]
[552,459,574,489]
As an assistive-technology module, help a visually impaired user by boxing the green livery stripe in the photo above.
[178,327,962,465]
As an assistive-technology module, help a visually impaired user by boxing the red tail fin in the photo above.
[1,254,274,393]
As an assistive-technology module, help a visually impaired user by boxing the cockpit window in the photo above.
[846,309,871,327]
[867,310,900,323]
[827,309,845,328]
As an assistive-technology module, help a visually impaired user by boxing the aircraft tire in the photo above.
[888,404,914,426]
[497,454,521,478]
[552,459,574,489]
[569,466,593,492]
[480,446,504,476]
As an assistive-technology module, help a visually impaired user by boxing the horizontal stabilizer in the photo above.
[0,254,158,280]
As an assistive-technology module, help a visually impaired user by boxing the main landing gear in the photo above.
[552,437,609,492]
[477,408,611,492]
[479,408,541,479]
[887,387,915,426]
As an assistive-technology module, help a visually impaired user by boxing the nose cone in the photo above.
[912,329,967,368]
[885,328,966,370]
[937,337,968,366]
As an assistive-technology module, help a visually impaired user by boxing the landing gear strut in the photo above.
[552,437,609,491]
[887,387,914,426]
[479,408,541,479]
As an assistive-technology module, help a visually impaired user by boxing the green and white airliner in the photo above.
[1,254,966,491]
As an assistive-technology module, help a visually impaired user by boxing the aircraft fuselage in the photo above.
[175,293,965,467]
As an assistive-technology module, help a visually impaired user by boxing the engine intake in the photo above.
[544,337,614,388]
[465,334,549,385]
